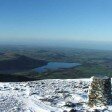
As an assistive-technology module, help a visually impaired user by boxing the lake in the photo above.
[35,62,81,73]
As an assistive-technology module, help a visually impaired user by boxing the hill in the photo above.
[0,52,47,72]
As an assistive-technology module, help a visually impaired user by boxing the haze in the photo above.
[0,0,112,50]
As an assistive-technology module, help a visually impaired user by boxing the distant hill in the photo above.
[0,53,47,72]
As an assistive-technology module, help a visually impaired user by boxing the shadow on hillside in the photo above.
[0,74,37,82]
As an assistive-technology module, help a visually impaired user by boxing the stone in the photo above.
[88,76,111,107]
[65,101,76,107]
[63,110,68,112]
[93,109,100,112]
[69,109,77,112]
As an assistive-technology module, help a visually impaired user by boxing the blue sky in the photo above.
[0,0,112,48]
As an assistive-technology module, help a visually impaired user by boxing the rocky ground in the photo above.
[0,79,111,112]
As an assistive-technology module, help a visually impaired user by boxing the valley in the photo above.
[0,45,112,81]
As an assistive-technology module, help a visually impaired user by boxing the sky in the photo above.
[0,0,112,49]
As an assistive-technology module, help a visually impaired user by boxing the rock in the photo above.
[13,88,19,90]
[65,101,76,107]
[93,109,100,112]
[69,109,77,112]
[63,110,68,112]
[102,109,110,112]
[88,76,111,107]
[85,109,100,112]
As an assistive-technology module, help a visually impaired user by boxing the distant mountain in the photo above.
[0,53,47,71]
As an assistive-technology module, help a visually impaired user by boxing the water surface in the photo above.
[35,62,81,73]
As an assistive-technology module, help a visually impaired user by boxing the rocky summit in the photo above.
[0,79,111,112]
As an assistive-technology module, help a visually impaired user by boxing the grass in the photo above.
[0,46,112,80]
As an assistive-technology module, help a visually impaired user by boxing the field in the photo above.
[0,45,112,81]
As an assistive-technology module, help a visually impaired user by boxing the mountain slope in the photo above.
[0,53,47,71]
